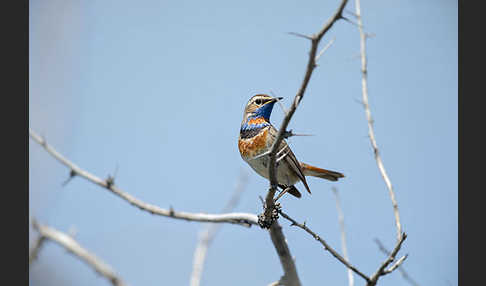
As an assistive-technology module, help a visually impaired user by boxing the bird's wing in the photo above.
[282,142,311,194]
[269,125,312,194]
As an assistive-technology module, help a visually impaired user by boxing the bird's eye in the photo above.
[255,99,262,105]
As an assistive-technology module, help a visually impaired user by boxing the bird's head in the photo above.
[241,94,282,128]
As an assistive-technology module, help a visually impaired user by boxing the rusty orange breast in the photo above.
[238,128,269,159]
[247,117,267,126]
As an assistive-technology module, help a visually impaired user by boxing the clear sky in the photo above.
[29,0,457,285]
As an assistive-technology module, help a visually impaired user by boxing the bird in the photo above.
[238,94,344,200]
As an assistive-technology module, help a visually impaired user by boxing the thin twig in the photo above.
[279,210,370,283]
[32,219,128,286]
[262,0,349,227]
[354,0,402,241]
[384,255,408,274]
[190,172,248,286]
[375,239,420,286]
[332,187,354,286]
[315,37,336,63]
[29,128,258,227]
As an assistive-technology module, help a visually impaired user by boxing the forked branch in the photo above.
[279,210,407,285]
[375,239,419,286]
[279,210,369,282]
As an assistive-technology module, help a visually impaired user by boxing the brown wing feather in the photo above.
[268,125,312,194]
[283,145,311,194]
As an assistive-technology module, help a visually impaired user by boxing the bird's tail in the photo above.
[300,162,344,181]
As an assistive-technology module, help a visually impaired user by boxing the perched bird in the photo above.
[238,94,344,200]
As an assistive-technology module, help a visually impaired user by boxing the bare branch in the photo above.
[261,0,349,228]
[332,187,354,286]
[190,172,248,286]
[269,220,302,286]
[32,219,128,286]
[375,239,420,286]
[29,128,258,227]
[354,0,402,240]
[279,210,370,283]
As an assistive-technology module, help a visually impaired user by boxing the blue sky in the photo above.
[29,0,457,285]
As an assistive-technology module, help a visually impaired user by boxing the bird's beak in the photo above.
[266,97,283,104]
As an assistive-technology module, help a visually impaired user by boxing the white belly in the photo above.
[244,154,299,186]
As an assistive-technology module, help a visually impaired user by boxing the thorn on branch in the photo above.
[106,175,115,189]
[354,98,366,107]
[283,130,293,139]
[105,165,119,189]
[258,195,265,206]
[344,9,359,19]
[61,169,77,187]
[287,31,313,41]
[341,16,360,28]
[169,206,175,217]
[282,129,314,140]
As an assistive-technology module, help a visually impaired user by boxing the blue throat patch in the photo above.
[240,101,276,134]
[255,101,276,120]
[242,103,275,128]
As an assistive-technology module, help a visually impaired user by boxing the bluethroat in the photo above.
[238,94,344,200]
